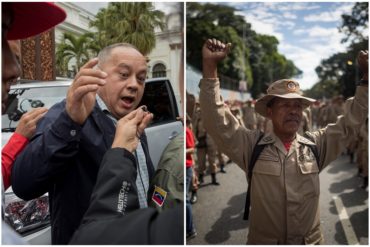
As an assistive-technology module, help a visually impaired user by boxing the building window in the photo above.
[152,63,166,78]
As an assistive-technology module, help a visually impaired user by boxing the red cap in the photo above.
[6,2,66,40]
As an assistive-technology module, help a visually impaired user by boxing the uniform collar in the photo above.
[258,132,315,157]
[258,132,275,145]
[296,133,316,146]
[258,132,305,156]
[257,132,286,155]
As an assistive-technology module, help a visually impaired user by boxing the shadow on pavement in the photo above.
[329,195,368,244]
[329,186,367,215]
[332,208,369,245]
[349,208,369,244]
[340,189,368,208]
[329,175,365,194]
[204,192,248,244]
[326,155,353,174]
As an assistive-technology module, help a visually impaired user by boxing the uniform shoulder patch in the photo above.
[151,185,168,207]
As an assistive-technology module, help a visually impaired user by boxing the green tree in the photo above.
[186,3,253,90]
[311,2,368,98]
[90,2,165,55]
[339,2,368,44]
[186,2,301,98]
[304,79,339,100]
[56,33,97,77]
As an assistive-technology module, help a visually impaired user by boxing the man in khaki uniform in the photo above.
[148,133,184,212]
[326,96,344,125]
[192,103,220,185]
[356,120,368,189]
[242,100,257,130]
[199,38,368,244]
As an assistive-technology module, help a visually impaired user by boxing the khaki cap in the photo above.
[255,79,316,117]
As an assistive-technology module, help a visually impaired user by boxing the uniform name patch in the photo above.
[152,186,167,207]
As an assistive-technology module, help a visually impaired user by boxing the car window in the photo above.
[139,80,178,127]
[2,86,68,131]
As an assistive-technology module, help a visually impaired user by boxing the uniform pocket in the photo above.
[298,161,320,198]
[299,161,319,174]
[258,155,279,162]
[253,158,281,176]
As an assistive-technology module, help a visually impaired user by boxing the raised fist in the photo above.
[357,50,368,81]
[202,38,231,64]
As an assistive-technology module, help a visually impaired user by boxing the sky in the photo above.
[221,2,366,90]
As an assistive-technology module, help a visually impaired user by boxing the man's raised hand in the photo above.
[202,38,231,78]
[66,58,107,125]
[357,50,368,81]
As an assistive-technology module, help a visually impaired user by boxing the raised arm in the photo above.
[199,39,258,172]
[11,59,108,200]
[308,50,368,170]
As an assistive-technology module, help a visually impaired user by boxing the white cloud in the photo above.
[236,5,285,42]
[240,13,284,41]
[278,3,321,11]
[282,12,297,19]
[293,29,305,35]
[304,3,353,22]
[278,31,348,90]
[278,20,296,30]
[218,2,355,91]
[304,12,338,22]
[307,26,338,37]
[278,43,321,89]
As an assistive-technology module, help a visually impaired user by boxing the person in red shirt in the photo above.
[2,2,66,190]
[2,108,47,190]
[186,115,197,239]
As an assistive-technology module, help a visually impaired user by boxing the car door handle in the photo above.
[169,131,178,140]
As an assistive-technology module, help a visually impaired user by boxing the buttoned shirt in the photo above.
[96,95,149,208]
[199,78,368,244]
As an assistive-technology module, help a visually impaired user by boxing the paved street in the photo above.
[187,154,368,245]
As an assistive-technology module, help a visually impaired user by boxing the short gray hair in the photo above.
[97,43,141,65]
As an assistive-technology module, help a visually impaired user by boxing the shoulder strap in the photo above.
[243,132,266,220]
[303,133,321,171]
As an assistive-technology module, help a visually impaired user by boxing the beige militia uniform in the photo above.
[192,108,218,175]
[199,78,368,244]
[242,104,257,129]
[326,103,344,125]
[298,109,310,135]
[356,121,368,177]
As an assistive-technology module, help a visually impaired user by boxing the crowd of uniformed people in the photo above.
[185,38,368,244]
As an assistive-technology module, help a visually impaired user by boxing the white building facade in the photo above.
[147,12,183,108]
[54,3,182,104]
[55,3,96,44]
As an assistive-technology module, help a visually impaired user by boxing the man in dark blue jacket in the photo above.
[11,43,154,244]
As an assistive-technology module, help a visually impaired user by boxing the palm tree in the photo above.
[90,2,166,55]
[56,33,97,77]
